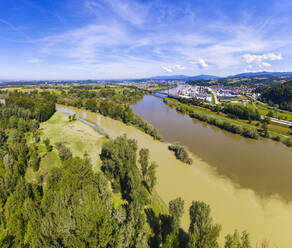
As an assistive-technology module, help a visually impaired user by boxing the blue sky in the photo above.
[0,0,292,79]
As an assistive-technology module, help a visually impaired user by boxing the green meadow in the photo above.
[26,111,107,183]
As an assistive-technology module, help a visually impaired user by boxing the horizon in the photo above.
[1,0,292,80]
[2,71,292,82]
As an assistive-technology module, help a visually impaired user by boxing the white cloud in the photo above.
[173,64,185,70]
[27,58,41,63]
[242,53,282,64]
[162,64,184,73]
[197,58,208,69]
[261,62,272,67]
[162,66,173,73]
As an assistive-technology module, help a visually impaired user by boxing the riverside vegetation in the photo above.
[0,89,265,247]
[163,97,292,146]
[0,86,161,140]
[168,143,193,165]
[56,86,162,140]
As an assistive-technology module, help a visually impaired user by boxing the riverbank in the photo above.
[59,104,292,247]
[163,97,292,146]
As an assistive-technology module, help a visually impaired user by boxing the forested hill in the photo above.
[259,81,292,111]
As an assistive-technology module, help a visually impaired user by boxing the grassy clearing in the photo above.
[148,191,169,216]
[26,111,107,182]
[112,193,127,209]
[40,112,107,164]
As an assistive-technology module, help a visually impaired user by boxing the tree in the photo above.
[285,138,292,147]
[139,148,149,180]
[43,138,53,152]
[100,135,146,206]
[169,197,184,232]
[188,201,221,248]
[0,128,7,146]
[85,99,97,112]
[146,162,158,192]
[30,152,40,172]
[55,143,72,161]
[261,123,269,137]
[138,148,158,192]
[266,111,274,117]
[224,230,252,248]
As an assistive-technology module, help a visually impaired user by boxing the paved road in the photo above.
[210,90,219,104]
[270,117,292,126]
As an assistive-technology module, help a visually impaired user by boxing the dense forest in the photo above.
[0,91,258,247]
[258,81,292,111]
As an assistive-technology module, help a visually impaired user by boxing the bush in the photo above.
[43,138,53,152]
[242,127,259,139]
[168,143,193,165]
[285,138,292,147]
[272,136,281,142]
[55,143,72,161]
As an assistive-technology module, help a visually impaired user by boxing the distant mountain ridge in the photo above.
[146,72,292,81]
[2,72,292,84]
[230,71,292,78]
[147,74,220,80]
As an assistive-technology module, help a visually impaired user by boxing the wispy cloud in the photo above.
[162,66,173,73]
[1,0,292,79]
[27,58,41,64]
[162,64,185,73]
[0,18,30,39]
[243,53,283,63]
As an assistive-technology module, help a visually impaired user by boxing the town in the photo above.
[176,84,260,104]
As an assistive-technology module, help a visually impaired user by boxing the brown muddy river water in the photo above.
[131,95,292,201]
[58,100,292,248]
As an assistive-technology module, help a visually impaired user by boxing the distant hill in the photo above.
[147,74,220,80]
[230,71,292,78]
[148,75,190,80]
[188,75,220,80]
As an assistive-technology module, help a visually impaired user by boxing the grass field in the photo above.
[246,101,292,121]
[26,111,107,183]
[0,87,64,95]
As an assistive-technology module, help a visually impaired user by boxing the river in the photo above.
[132,94,292,201]
[57,103,292,247]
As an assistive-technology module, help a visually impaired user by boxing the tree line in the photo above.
[258,81,292,111]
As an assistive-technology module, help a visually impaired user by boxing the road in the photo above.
[210,90,219,104]
[270,117,292,126]
[57,107,108,136]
